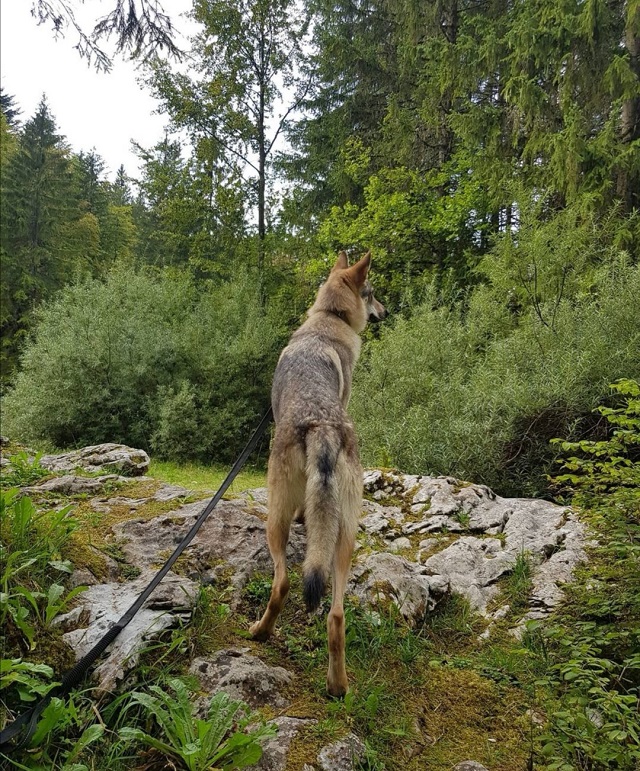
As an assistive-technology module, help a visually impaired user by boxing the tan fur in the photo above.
[249,250,387,696]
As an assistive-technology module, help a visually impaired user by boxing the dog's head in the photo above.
[312,250,388,333]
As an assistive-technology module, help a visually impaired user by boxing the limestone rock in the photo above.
[422,537,515,613]
[317,734,366,771]
[349,552,449,624]
[453,763,490,771]
[251,717,314,771]
[113,498,306,602]
[41,444,150,476]
[387,537,411,553]
[23,474,126,496]
[190,648,293,710]
[61,570,198,692]
[359,499,403,535]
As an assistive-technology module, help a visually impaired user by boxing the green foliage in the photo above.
[532,380,640,770]
[0,658,56,704]
[0,451,49,489]
[352,260,640,496]
[119,678,276,771]
[4,266,282,463]
[503,552,534,614]
[0,489,78,651]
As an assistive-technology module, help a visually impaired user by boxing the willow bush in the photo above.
[4,266,283,463]
[352,260,640,497]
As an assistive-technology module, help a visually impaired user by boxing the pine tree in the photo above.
[0,88,21,127]
[0,97,76,379]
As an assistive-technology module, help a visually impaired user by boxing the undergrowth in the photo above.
[2,380,638,769]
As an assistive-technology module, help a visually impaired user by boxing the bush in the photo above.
[533,380,640,770]
[351,261,640,496]
[3,266,283,463]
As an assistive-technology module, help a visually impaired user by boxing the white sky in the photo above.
[0,1,195,180]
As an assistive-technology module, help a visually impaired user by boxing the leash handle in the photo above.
[0,406,273,750]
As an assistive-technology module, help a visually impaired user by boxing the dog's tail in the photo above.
[302,425,343,612]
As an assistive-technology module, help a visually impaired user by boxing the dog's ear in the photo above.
[348,251,371,286]
[332,250,349,272]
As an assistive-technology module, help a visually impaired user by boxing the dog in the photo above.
[249,250,387,696]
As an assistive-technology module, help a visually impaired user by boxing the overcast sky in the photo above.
[0,1,194,179]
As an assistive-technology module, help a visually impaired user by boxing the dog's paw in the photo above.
[326,678,349,698]
[249,621,271,642]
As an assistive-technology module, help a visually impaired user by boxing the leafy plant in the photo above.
[119,678,276,770]
[0,451,49,489]
[533,380,640,770]
[0,658,57,704]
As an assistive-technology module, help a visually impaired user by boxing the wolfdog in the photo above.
[250,250,387,696]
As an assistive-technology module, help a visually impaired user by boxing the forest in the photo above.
[1,0,639,769]
[2,0,639,496]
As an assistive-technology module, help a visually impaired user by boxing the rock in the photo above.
[251,717,314,771]
[62,570,198,692]
[422,537,515,614]
[0,435,9,446]
[190,648,293,710]
[241,487,269,506]
[387,537,411,553]
[68,567,99,589]
[41,444,150,476]
[348,552,449,624]
[503,498,571,556]
[153,483,189,501]
[22,474,126,495]
[359,500,403,535]
[113,498,306,602]
[50,604,89,632]
[317,734,366,771]
[453,763,490,771]
[0,457,10,468]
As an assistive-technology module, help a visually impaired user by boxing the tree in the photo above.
[32,0,181,71]
[148,0,311,294]
[0,88,21,127]
[0,97,77,378]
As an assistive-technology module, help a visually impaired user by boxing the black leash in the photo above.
[0,406,273,751]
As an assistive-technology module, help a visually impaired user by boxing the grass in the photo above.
[147,459,267,495]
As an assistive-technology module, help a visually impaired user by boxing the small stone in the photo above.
[387,537,411,553]
[317,734,366,771]
[251,717,314,771]
[453,762,490,771]
[190,648,293,710]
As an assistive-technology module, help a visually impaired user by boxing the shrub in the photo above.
[533,380,640,770]
[3,266,283,463]
[351,262,640,496]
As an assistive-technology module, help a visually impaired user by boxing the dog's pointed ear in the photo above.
[332,250,349,272]
[349,251,371,286]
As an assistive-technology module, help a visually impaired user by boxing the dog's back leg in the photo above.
[326,456,361,696]
[250,448,304,641]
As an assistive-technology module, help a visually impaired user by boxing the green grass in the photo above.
[147,460,267,495]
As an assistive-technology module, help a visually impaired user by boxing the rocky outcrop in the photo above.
[22,474,127,495]
[361,470,586,621]
[349,552,448,624]
[19,445,589,770]
[41,443,150,476]
[112,498,306,602]
[59,570,198,692]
